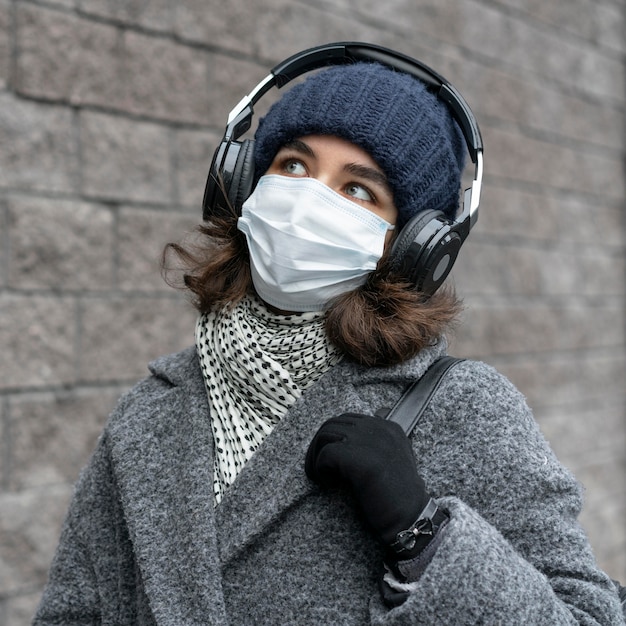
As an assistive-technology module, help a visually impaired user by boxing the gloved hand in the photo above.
[305,413,431,552]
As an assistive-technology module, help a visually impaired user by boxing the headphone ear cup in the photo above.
[390,209,463,295]
[202,139,256,220]
[391,210,439,264]
[228,139,255,212]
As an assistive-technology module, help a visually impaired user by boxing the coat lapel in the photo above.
[108,348,228,626]
[214,361,361,565]
[213,346,440,565]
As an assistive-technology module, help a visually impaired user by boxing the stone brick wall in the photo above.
[1,0,624,623]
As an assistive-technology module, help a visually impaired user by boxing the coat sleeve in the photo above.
[370,360,624,625]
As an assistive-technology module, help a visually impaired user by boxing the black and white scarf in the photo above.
[195,295,342,504]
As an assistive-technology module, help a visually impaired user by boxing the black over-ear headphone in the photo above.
[202,41,483,296]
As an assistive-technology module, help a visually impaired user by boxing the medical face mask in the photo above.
[237,174,395,312]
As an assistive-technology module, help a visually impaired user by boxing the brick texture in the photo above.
[1,1,624,623]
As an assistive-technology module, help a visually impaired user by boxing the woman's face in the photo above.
[265,134,399,236]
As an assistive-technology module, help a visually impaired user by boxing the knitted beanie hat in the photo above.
[253,62,466,227]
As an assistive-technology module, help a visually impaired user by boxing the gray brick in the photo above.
[120,30,213,125]
[452,241,538,297]
[174,0,382,66]
[593,3,626,53]
[456,301,624,357]
[173,129,220,209]
[577,455,626,509]
[1,398,7,487]
[9,388,120,490]
[79,111,171,204]
[174,0,259,54]
[474,186,624,248]
[1,591,41,626]
[485,126,625,199]
[0,93,78,194]
[117,207,197,293]
[0,0,10,90]
[548,90,624,151]
[0,197,6,290]
[293,0,462,55]
[463,62,624,152]
[0,484,72,593]
[15,4,263,126]
[492,353,626,414]
[79,0,174,32]
[494,0,625,54]
[15,4,123,107]
[454,238,624,298]
[7,196,115,292]
[540,399,626,459]
[0,295,77,391]
[78,296,195,383]
[253,1,389,64]
[458,2,625,101]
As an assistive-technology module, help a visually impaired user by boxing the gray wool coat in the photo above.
[34,342,624,625]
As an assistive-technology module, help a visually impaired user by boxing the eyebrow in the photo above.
[280,138,315,157]
[344,163,391,193]
[280,139,391,192]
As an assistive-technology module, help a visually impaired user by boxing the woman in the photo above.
[34,49,624,625]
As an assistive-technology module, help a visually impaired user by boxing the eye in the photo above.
[344,183,373,202]
[283,159,307,176]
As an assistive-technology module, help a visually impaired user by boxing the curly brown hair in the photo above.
[162,212,461,368]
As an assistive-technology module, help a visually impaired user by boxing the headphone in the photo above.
[202,41,483,295]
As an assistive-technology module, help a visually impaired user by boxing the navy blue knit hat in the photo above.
[253,62,466,227]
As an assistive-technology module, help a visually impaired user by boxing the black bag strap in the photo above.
[381,356,465,435]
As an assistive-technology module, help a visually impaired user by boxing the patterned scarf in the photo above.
[195,295,342,504]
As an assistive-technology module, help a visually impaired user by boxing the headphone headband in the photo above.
[226,42,482,160]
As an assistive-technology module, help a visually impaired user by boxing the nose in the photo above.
[310,169,334,190]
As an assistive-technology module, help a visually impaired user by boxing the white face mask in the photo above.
[237,175,395,312]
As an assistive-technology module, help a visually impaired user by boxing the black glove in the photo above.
[305,413,431,552]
